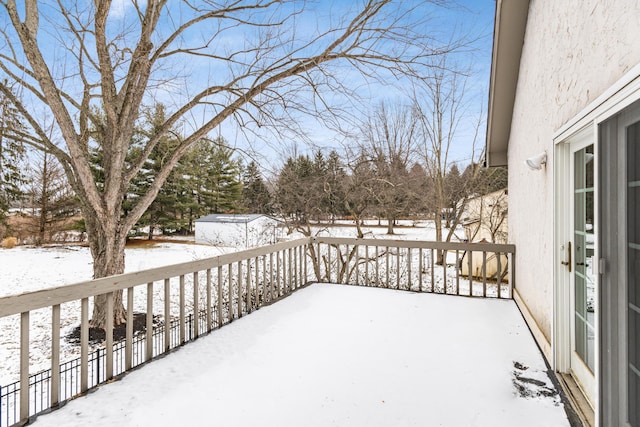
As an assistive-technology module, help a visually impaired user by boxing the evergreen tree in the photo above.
[0,84,27,234]
[135,104,189,238]
[275,154,318,223]
[190,138,242,215]
[324,150,348,220]
[241,161,272,214]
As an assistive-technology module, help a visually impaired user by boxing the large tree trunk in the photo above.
[86,213,128,328]
[386,216,395,235]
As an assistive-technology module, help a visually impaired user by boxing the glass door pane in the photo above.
[574,144,595,372]
[627,121,640,427]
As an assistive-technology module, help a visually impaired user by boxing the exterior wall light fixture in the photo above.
[525,152,547,170]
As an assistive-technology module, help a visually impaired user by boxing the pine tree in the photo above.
[135,104,188,238]
[241,161,272,214]
[275,154,325,224]
[190,138,242,215]
[325,150,348,220]
[0,84,27,234]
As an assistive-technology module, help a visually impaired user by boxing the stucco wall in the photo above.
[508,0,640,344]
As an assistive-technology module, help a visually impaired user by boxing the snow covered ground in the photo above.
[0,221,544,426]
[29,284,570,427]
[0,242,235,385]
[0,221,463,383]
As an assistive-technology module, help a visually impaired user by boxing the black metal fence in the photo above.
[1,309,210,427]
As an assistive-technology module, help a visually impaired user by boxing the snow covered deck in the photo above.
[31,284,570,427]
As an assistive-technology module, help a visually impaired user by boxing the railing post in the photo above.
[385,247,390,288]
[217,265,223,327]
[482,251,487,297]
[126,287,134,370]
[105,292,114,381]
[146,282,154,361]
[442,250,447,294]
[262,255,268,304]
[227,264,234,320]
[327,244,331,283]
[455,250,460,294]
[179,275,185,344]
[193,272,199,338]
[508,251,515,298]
[20,311,29,423]
[237,261,243,318]
[467,251,473,296]
[269,252,274,301]
[396,248,400,290]
[206,269,212,332]
[375,245,380,287]
[255,256,261,307]
[51,304,61,407]
[304,243,308,284]
[497,253,502,298]
[418,248,423,292]
[407,248,411,291]
[430,249,435,292]
[246,259,252,313]
[164,279,171,352]
[80,297,89,393]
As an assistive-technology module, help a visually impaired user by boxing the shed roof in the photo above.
[194,214,273,224]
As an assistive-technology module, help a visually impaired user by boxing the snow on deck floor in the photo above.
[31,284,570,427]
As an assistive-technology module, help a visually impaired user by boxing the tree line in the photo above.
[0,100,273,243]
[2,99,506,246]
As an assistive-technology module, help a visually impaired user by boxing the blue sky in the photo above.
[6,1,497,176]
[213,0,498,174]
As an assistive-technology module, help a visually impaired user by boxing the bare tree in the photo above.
[25,150,79,245]
[413,56,483,263]
[343,151,376,238]
[351,102,419,234]
[0,1,458,328]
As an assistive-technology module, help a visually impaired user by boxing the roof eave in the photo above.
[485,0,530,168]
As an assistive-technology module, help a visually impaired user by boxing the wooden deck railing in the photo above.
[0,237,514,426]
[310,237,515,298]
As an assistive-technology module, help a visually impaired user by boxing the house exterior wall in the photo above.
[508,0,640,348]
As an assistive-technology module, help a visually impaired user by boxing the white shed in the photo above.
[194,214,281,248]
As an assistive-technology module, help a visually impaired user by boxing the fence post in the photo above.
[20,311,30,423]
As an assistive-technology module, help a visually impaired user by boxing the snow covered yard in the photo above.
[0,241,235,384]
[0,222,490,386]
[29,284,570,427]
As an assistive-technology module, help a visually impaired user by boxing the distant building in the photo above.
[458,189,508,281]
[194,214,281,248]
[460,189,508,244]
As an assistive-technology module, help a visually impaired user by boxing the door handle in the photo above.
[561,242,572,272]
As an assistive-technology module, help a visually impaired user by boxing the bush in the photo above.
[1,236,19,249]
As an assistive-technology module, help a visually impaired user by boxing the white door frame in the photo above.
[554,125,598,408]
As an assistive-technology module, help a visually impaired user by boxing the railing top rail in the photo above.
[0,238,310,318]
[310,237,516,253]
